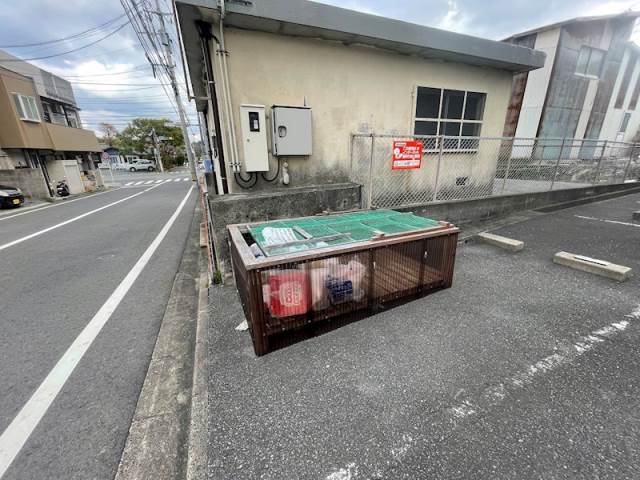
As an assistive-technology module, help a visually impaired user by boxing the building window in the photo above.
[619,112,631,133]
[12,94,41,122]
[575,46,605,78]
[615,50,638,109]
[413,87,486,150]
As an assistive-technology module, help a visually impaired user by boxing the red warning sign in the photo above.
[392,140,422,170]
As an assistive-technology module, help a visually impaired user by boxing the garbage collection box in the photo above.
[228,209,459,356]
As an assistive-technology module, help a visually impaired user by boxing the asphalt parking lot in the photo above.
[207,192,640,480]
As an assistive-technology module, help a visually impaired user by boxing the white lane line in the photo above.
[0,186,194,478]
[328,306,640,479]
[134,181,144,186]
[0,184,162,252]
[0,188,122,223]
[575,215,640,228]
[124,181,134,186]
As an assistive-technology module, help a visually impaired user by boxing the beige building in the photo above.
[175,0,544,197]
[0,52,101,199]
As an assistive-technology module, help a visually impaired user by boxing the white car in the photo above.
[128,160,156,172]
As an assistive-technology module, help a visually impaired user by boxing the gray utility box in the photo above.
[271,105,312,156]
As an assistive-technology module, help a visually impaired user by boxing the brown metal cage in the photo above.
[229,215,459,356]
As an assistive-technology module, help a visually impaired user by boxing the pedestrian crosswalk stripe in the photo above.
[155,180,163,184]
[125,182,134,186]
[144,180,154,185]
[173,178,181,182]
[134,181,144,185]
[183,178,190,181]
[164,179,172,182]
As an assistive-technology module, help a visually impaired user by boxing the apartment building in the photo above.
[0,51,101,198]
[504,12,640,145]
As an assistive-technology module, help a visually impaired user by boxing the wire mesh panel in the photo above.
[350,134,640,209]
[229,220,459,356]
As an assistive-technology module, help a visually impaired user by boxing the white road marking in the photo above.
[164,179,172,183]
[0,188,122,223]
[173,178,181,182]
[183,178,190,181]
[155,180,163,184]
[0,184,162,252]
[575,215,640,228]
[134,181,144,186]
[124,182,134,186]
[0,185,194,478]
[328,306,639,479]
[144,180,154,185]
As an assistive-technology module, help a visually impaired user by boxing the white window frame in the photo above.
[12,93,41,123]
[413,87,485,152]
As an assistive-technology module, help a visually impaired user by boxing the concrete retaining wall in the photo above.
[209,183,361,274]
[400,182,640,225]
[0,168,50,199]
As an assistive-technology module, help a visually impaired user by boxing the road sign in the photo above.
[101,152,109,161]
[392,140,422,170]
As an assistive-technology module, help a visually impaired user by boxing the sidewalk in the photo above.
[207,192,640,479]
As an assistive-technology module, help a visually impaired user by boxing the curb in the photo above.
[186,270,209,480]
[115,203,201,480]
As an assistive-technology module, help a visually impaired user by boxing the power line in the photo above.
[0,21,130,62]
[0,13,128,48]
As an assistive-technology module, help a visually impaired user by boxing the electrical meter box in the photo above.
[240,104,269,172]
[271,106,312,156]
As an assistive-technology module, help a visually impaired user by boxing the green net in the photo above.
[248,209,441,257]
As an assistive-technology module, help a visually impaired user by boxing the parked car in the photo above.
[128,160,156,172]
[0,184,24,208]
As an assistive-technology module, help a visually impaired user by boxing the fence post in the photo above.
[593,140,607,185]
[550,138,565,191]
[623,144,636,183]
[537,144,545,180]
[501,142,513,194]
[432,135,444,202]
[367,133,375,209]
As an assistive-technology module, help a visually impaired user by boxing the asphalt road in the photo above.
[0,173,197,480]
[208,192,640,479]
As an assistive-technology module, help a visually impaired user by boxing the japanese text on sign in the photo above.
[392,140,422,170]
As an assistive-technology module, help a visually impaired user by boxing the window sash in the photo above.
[413,88,485,151]
[13,94,41,122]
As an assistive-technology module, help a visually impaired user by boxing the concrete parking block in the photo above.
[633,211,640,222]
[553,251,632,282]
[476,232,524,252]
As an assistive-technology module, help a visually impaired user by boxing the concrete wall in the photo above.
[403,181,640,226]
[214,27,514,193]
[514,28,561,139]
[47,159,84,194]
[600,45,640,142]
[209,183,361,274]
[0,167,50,199]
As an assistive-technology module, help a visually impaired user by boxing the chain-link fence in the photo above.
[350,134,640,209]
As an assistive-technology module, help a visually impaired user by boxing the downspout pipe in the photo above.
[196,20,229,194]
[217,0,241,173]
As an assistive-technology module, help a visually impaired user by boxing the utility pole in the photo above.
[150,127,165,173]
[153,0,197,181]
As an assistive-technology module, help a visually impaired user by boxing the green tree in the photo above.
[117,118,185,169]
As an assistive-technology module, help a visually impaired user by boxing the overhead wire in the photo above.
[0,21,131,62]
[0,13,128,48]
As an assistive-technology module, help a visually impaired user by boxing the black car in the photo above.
[0,184,24,208]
